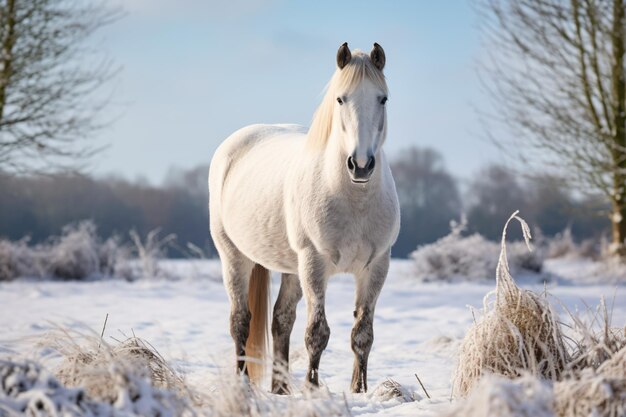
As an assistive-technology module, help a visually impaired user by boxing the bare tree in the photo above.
[477,0,626,255]
[466,164,529,240]
[0,0,121,173]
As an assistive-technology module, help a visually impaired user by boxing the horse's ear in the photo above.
[370,43,385,71]
[336,42,351,70]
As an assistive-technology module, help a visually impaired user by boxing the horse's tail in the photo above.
[246,263,270,385]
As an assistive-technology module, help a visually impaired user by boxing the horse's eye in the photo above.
[337,97,343,105]
[381,97,388,105]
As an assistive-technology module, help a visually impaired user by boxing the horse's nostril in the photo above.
[366,156,375,171]
[347,156,355,171]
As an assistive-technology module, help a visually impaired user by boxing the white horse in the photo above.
[208,42,400,394]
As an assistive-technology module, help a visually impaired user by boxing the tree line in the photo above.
[0,147,609,258]
[0,0,621,259]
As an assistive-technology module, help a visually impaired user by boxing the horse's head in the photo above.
[334,43,388,183]
[308,43,388,184]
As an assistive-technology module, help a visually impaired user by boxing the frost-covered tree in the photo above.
[478,0,626,256]
[0,0,121,173]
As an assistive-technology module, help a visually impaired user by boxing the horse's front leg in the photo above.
[351,253,390,393]
[298,248,330,388]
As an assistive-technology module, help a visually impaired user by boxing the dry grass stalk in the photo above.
[564,297,626,373]
[453,211,568,398]
[450,302,626,416]
[450,212,626,416]
[553,321,626,417]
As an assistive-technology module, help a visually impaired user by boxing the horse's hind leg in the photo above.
[271,273,302,394]
[351,254,390,393]
[212,226,255,375]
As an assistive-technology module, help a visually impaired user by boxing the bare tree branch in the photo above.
[0,0,122,174]
[476,0,626,255]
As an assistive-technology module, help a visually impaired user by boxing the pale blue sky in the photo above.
[93,0,497,184]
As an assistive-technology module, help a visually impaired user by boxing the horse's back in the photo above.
[210,124,304,196]
[209,123,305,272]
[214,123,306,157]
[209,124,305,193]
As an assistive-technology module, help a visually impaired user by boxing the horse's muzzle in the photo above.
[347,155,375,183]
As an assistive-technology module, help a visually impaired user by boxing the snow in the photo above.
[0,259,624,416]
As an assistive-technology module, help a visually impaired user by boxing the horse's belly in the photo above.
[221,179,299,273]
[218,134,301,274]
[226,213,298,274]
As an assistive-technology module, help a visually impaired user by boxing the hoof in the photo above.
[271,383,291,395]
[304,379,322,392]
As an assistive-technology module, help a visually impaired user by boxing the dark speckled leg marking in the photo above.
[298,248,330,388]
[351,254,390,393]
[212,225,255,376]
[305,306,330,387]
[271,273,302,394]
[351,307,373,393]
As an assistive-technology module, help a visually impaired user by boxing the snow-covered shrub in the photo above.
[0,359,97,416]
[411,221,498,282]
[448,351,626,417]
[98,235,133,280]
[453,212,567,398]
[544,228,601,260]
[49,331,187,402]
[412,234,497,281]
[578,238,601,259]
[45,329,194,416]
[128,229,176,280]
[0,238,41,281]
[0,356,192,417]
[411,218,544,281]
[545,228,578,259]
[0,239,22,281]
[48,221,101,280]
[0,221,180,281]
[18,327,354,417]
[0,222,114,281]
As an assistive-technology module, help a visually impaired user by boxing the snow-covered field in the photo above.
[0,259,624,416]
